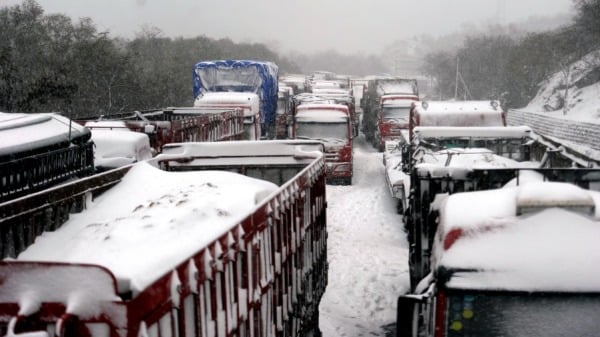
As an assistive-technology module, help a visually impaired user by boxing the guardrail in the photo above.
[508,109,600,165]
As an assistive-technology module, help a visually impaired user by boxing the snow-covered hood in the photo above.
[434,182,600,292]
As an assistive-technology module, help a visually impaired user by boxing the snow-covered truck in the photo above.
[90,129,153,172]
[361,78,419,149]
[383,100,577,288]
[396,175,600,337]
[294,91,358,138]
[375,93,419,151]
[0,140,328,337]
[193,60,279,139]
[383,100,519,216]
[408,100,506,143]
[293,101,354,185]
[78,107,244,154]
[391,122,593,290]
[384,125,536,215]
[279,75,308,95]
[0,112,94,203]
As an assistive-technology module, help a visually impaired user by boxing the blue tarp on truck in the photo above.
[193,60,279,135]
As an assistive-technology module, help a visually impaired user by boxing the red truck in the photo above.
[293,102,354,185]
[361,78,418,149]
[294,92,358,138]
[376,94,419,151]
[0,140,328,337]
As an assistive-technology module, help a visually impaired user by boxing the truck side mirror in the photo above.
[396,295,420,337]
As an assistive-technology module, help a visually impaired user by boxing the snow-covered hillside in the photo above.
[525,49,600,121]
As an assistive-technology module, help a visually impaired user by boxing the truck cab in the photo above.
[408,100,506,142]
[396,178,600,337]
[362,78,419,149]
[293,103,353,185]
[193,60,279,139]
[376,94,419,151]
[194,92,261,140]
[89,129,153,172]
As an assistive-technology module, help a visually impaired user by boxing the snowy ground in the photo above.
[319,135,410,337]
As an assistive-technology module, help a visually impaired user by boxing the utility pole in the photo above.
[454,56,459,100]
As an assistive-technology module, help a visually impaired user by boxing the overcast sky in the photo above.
[3,0,575,53]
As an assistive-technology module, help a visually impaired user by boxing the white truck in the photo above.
[90,129,153,172]
[194,92,262,140]
[396,173,600,337]
[193,60,279,139]
[383,125,537,214]
[293,102,354,185]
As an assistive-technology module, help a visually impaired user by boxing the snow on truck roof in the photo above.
[374,79,418,95]
[433,181,600,292]
[414,125,533,139]
[413,100,505,127]
[0,112,90,157]
[413,100,502,113]
[297,103,348,112]
[296,104,349,123]
[91,129,152,169]
[414,148,533,179]
[194,91,259,104]
[16,161,279,295]
[159,140,325,166]
[381,95,418,106]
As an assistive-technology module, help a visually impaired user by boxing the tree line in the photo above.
[420,0,600,109]
[2,0,598,116]
[0,0,302,117]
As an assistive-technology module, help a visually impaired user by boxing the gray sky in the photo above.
[3,0,575,53]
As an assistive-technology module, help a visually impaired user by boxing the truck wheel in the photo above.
[344,177,352,185]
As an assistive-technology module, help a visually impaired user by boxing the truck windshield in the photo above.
[296,122,348,142]
[445,291,600,337]
[382,106,410,120]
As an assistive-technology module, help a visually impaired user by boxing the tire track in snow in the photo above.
[319,135,410,337]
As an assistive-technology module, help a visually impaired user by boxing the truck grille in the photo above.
[325,151,340,161]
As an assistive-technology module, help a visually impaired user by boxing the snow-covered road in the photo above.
[319,135,410,337]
